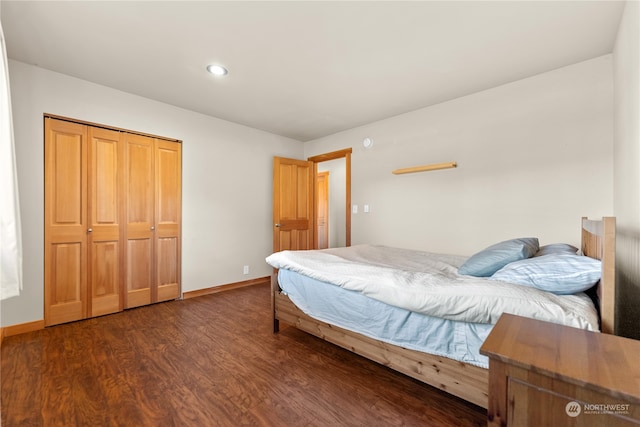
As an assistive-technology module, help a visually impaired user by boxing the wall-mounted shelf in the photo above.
[392,161,457,175]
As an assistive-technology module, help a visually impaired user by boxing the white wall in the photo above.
[613,0,640,339]
[305,56,614,256]
[2,60,303,327]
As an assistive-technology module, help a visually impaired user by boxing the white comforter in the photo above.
[266,245,599,330]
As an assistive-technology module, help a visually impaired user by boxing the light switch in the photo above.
[352,204,358,214]
[364,204,370,213]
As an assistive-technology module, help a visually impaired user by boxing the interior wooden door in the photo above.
[44,118,88,326]
[316,171,329,249]
[154,140,181,302]
[273,157,314,252]
[88,126,123,317]
[124,133,155,308]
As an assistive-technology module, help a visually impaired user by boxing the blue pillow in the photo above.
[534,243,578,257]
[490,253,601,295]
[458,237,539,277]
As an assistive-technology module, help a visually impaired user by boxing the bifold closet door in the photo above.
[46,117,180,324]
[155,140,181,303]
[44,119,88,326]
[124,133,155,308]
[88,127,123,317]
[45,119,123,325]
[124,135,181,308]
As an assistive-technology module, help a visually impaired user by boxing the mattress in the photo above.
[277,268,494,369]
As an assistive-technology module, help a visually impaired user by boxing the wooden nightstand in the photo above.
[480,313,640,426]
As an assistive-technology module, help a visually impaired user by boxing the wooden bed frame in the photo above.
[271,217,616,409]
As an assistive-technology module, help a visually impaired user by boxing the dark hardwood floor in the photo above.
[1,283,486,426]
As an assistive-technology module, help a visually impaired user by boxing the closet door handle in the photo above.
[150,226,155,231]
[275,224,281,227]
[87,228,93,233]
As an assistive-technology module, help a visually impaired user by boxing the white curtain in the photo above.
[0,21,22,300]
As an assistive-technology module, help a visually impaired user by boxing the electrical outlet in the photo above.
[243,265,250,275]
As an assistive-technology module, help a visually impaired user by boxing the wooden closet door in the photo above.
[46,116,181,322]
[124,134,155,308]
[44,119,88,326]
[155,140,181,302]
[88,127,123,316]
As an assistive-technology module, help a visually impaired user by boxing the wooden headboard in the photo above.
[581,217,616,334]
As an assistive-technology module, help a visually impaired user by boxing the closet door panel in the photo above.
[53,143,83,223]
[45,119,88,326]
[88,127,122,316]
[127,143,153,224]
[155,140,181,302]
[48,243,84,325]
[126,239,152,308]
[156,237,179,302]
[48,124,84,226]
[156,142,180,224]
[90,241,120,316]
[124,134,155,307]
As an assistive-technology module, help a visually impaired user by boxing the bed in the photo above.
[267,217,616,409]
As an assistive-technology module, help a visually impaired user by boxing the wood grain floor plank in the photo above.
[1,283,486,426]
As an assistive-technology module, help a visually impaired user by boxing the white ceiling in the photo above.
[1,1,626,142]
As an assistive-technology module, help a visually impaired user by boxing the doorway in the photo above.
[308,148,351,248]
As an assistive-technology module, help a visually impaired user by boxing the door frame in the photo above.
[308,148,352,248]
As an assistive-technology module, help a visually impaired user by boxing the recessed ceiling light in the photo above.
[206,64,228,76]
